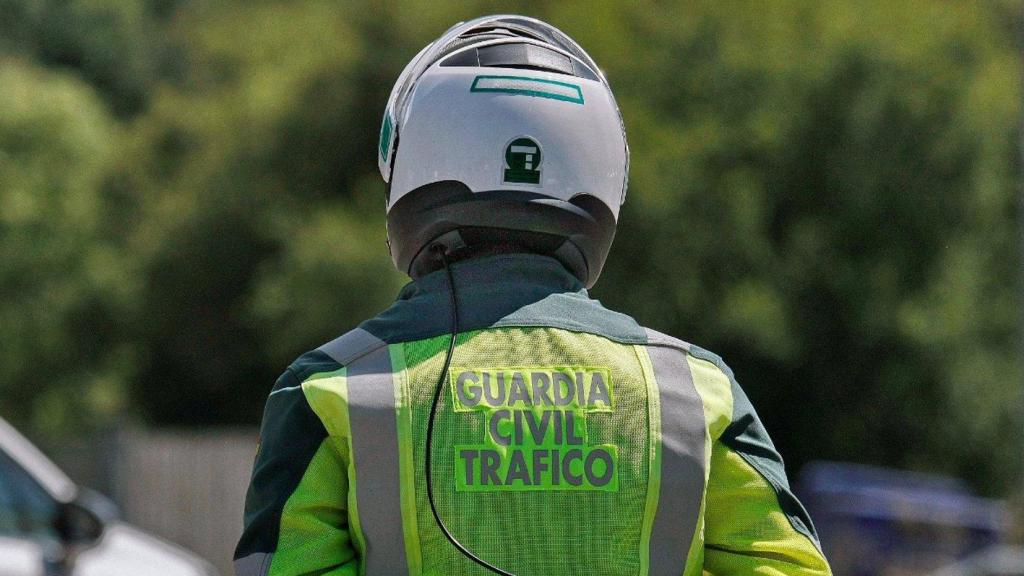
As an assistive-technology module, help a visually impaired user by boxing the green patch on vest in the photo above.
[449,367,618,492]
[450,367,613,412]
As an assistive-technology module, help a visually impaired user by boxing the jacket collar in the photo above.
[398,253,585,304]
[360,253,644,345]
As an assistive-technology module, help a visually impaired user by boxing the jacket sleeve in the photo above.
[696,354,832,575]
[234,366,358,576]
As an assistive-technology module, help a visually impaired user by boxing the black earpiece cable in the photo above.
[425,247,516,576]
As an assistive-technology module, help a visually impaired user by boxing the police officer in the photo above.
[235,15,832,576]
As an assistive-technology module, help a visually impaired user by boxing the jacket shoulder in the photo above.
[314,327,389,366]
[640,326,693,351]
[640,328,738,440]
[276,327,389,389]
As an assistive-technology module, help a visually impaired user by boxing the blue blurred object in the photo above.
[797,461,1009,576]
[930,545,1024,576]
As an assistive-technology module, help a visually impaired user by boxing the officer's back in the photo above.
[234,14,831,576]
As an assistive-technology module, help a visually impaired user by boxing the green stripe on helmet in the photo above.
[470,75,584,104]
[379,113,393,160]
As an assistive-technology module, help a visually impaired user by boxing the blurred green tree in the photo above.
[0,0,168,117]
[0,60,134,435]
[0,0,1019,494]
[578,1,1022,494]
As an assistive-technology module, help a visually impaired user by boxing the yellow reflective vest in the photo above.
[235,254,832,576]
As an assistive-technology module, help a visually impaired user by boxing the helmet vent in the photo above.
[440,42,598,81]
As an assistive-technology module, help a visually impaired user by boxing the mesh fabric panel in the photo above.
[703,445,831,574]
[271,437,357,575]
[403,327,651,576]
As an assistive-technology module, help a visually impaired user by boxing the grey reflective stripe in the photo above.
[644,327,692,352]
[645,341,706,575]
[345,339,409,576]
[317,327,385,365]
[234,552,272,576]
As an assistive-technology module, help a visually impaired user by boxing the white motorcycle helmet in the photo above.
[379,15,629,287]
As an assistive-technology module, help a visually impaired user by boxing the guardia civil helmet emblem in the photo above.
[503,137,542,185]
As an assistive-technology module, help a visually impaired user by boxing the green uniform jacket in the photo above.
[234,254,831,576]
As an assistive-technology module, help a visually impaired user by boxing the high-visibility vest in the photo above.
[235,254,831,576]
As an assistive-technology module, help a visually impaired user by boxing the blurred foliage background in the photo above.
[0,0,1020,497]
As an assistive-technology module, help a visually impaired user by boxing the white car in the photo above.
[0,417,216,576]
